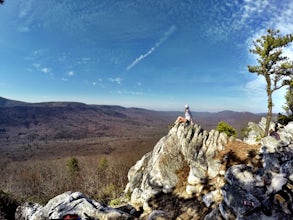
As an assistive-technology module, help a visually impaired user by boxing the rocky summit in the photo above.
[16,118,293,219]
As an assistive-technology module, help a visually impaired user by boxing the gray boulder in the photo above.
[15,203,42,220]
[225,165,255,190]
[221,184,261,217]
[15,191,132,220]
[244,117,275,145]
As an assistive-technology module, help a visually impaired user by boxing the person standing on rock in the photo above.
[174,105,194,125]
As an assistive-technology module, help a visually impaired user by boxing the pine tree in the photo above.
[248,29,293,136]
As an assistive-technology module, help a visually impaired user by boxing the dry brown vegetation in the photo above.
[217,140,262,169]
[0,136,160,205]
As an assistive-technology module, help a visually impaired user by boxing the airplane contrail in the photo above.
[127,25,177,71]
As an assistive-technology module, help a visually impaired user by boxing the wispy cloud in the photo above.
[127,25,177,70]
[35,65,50,74]
[108,77,122,84]
[243,74,288,113]
[273,1,293,61]
[117,90,143,96]
[244,75,266,96]
[41,68,50,74]
[32,63,53,78]
[245,1,293,65]
[240,0,269,25]
[91,78,104,87]
[17,0,34,32]
[68,71,75,76]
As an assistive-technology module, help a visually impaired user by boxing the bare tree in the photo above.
[248,29,293,136]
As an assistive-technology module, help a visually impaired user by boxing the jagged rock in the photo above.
[221,184,261,217]
[207,159,222,178]
[218,201,236,219]
[203,207,223,220]
[266,173,288,194]
[262,152,281,173]
[243,120,265,145]
[202,190,222,207]
[15,191,132,220]
[187,162,207,185]
[15,203,42,220]
[186,184,203,195]
[244,117,275,145]
[147,210,166,220]
[125,123,228,210]
[126,119,293,218]
[281,160,293,179]
[225,164,265,195]
[284,122,293,134]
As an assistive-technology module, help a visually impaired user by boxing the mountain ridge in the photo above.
[1,96,268,114]
[0,96,266,161]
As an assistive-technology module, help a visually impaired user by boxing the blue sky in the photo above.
[1,0,293,113]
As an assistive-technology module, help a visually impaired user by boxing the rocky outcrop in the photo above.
[125,123,229,216]
[15,191,133,220]
[206,120,293,220]
[15,119,293,219]
[243,117,276,145]
[126,120,293,219]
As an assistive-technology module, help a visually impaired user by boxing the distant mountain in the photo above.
[0,97,266,161]
[0,97,172,146]
[193,110,267,133]
[0,96,29,107]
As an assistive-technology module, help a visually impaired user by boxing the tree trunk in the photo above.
[265,92,273,136]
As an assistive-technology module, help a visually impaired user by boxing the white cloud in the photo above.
[274,1,293,34]
[41,68,50,74]
[18,0,33,18]
[32,63,53,78]
[240,0,269,24]
[17,0,34,32]
[283,46,293,60]
[32,63,50,74]
[117,90,143,96]
[244,74,289,113]
[68,71,75,76]
[244,75,266,96]
[245,1,293,77]
[108,77,122,84]
[91,78,105,88]
[127,25,177,70]
[273,87,287,113]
